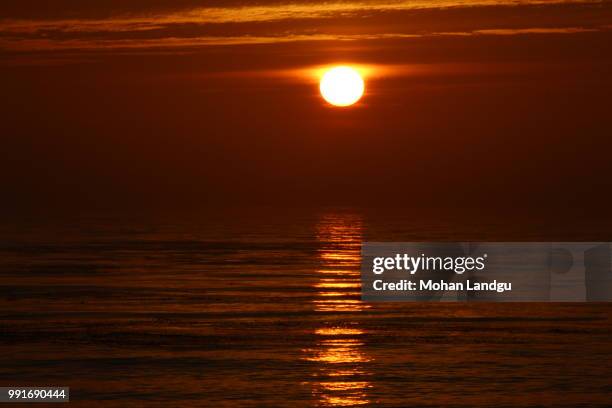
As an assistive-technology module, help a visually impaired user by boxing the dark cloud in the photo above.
[1,1,610,56]
[0,1,261,19]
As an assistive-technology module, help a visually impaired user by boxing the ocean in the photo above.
[1,209,611,407]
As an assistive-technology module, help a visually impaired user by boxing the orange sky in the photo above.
[1,0,611,213]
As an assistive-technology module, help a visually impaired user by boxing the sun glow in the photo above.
[319,66,365,107]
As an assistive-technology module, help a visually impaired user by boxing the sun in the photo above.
[319,66,365,107]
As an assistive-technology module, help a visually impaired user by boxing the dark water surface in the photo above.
[1,210,611,407]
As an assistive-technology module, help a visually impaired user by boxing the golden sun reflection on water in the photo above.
[302,214,373,407]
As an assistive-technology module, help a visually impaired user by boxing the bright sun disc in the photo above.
[319,66,365,107]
